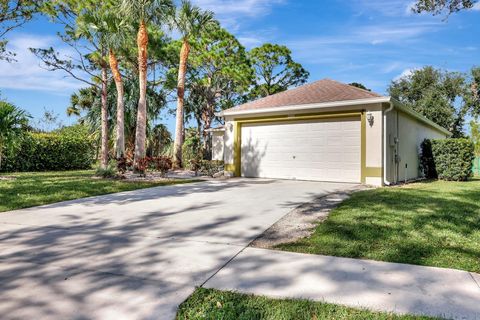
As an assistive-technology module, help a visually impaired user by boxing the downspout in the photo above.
[383,101,394,186]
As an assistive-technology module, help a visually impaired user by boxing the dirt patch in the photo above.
[250,185,370,249]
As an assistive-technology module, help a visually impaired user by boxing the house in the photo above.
[214,79,450,186]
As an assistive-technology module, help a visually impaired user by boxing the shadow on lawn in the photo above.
[279,184,480,273]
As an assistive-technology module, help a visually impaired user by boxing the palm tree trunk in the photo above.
[173,39,191,169]
[134,20,148,169]
[100,65,109,169]
[109,49,125,159]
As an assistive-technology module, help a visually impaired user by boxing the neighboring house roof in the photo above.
[223,79,383,113]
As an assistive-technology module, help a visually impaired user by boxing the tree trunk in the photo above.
[134,20,148,169]
[109,49,125,159]
[100,65,109,169]
[173,39,191,169]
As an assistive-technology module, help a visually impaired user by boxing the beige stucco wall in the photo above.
[386,110,447,183]
[224,119,234,166]
[364,103,384,186]
[211,131,225,161]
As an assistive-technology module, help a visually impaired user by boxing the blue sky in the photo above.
[0,0,479,133]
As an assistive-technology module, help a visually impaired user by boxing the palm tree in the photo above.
[120,0,173,170]
[147,123,172,156]
[75,11,111,169]
[102,12,133,159]
[170,0,215,168]
[108,49,125,158]
[0,101,30,170]
[68,77,167,157]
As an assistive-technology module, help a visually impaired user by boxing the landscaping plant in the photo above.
[0,101,30,170]
[421,138,475,181]
[153,156,173,177]
[95,161,117,178]
[1,125,95,172]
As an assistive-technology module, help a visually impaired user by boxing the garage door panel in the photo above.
[241,119,361,182]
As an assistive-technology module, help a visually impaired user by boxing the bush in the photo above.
[135,157,150,176]
[116,156,128,174]
[420,138,475,181]
[420,139,437,179]
[1,125,95,172]
[95,161,117,178]
[152,156,172,177]
[182,131,202,170]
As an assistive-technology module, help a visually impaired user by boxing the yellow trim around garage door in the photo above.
[232,110,367,182]
[360,111,366,183]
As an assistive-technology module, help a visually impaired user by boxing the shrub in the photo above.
[1,125,95,172]
[116,156,128,174]
[95,161,117,178]
[152,156,172,177]
[420,139,437,179]
[420,138,475,181]
[182,130,202,170]
[135,157,150,176]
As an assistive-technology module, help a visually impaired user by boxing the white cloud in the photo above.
[358,22,440,44]
[352,0,418,17]
[190,0,284,29]
[405,1,417,15]
[286,22,440,55]
[191,0,284,16]
[472,2,480,10]
[394,67,419,80]
[0,34,85,93]
[237,36,264,48]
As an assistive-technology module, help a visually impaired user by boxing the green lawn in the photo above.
[0,170,197,212]
[278,178,480,273]
[176,288,435,320]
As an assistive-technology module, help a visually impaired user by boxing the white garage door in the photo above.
[241,118,361,182]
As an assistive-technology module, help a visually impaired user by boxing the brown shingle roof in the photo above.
[225,79,383,113]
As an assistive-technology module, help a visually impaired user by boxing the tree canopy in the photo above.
[412,0,477,15]
[388,66,467,137]
[349,82,371,91]
[470,120,480,156]
[248,43,309,99]
[0,0,42,60]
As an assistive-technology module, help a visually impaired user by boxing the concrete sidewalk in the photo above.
[204,247,480,320]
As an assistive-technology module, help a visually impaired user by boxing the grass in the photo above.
[278,178,480,273]
[0,170,197,212]
[176,288,435,320]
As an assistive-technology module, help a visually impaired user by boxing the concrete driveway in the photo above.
[0,179,352,320]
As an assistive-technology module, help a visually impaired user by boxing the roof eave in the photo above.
[215,96,390,117]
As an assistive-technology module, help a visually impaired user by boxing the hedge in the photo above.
[1,125,95,172]
[420,138,475,181]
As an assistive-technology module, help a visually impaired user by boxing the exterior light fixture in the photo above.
[367,112,374,126]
